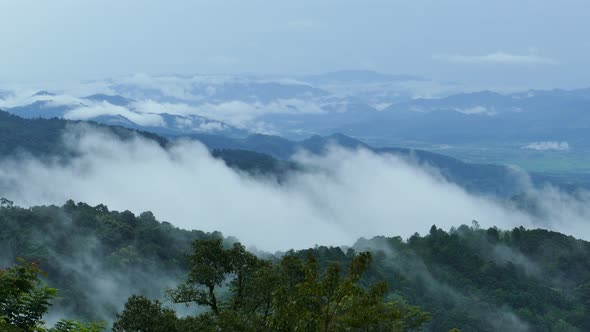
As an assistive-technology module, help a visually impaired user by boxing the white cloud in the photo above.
[112,74,209,102]
[1,127,589,252]
[64,101,165,127]
[0,77,330,134]
[131,99,202,116]
[194,121,228,133]
[434,52,558,65]
[372,103,392,111]
[0,73,462,135]
[454,105,497,116]
[0,90,82,109]
[132,100,258,128]
[131,98,325,130]
[523,141,570,151]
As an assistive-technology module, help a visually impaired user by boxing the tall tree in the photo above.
[159,240,430,331]
[0,260,57,331]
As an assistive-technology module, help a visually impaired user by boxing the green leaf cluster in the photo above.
[115,239,430,331]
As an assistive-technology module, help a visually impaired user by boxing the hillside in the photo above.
[186,132,582,197]
[0,200,223,322]
[2,110,587,197]
[0,111,167,157]
[5,94,248,138]
[0,111,293,177]
[1,201,589,331]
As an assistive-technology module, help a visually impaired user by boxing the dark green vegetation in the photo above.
[2,110,590,330]
[2,201,590,331]
[210,149,298,179]
[355,225,590,331]
[1,259,58,331]
[0,259,105,331]
[0,111,166,158]
[0,110,292,178]
[0,198,226,324]
[114,239,429,331]
[0,201,429,331]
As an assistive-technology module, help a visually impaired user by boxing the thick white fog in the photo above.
[0,126,588,251]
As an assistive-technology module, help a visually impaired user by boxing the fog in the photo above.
[354,238,531,331]
[0,126,589,251]
[523,141,570,151]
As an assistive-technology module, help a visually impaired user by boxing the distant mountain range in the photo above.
[5,93,248,138]
[2,71,590,147]
[184,131,578,197]
[342,88,590,144]
[0,71,448,139]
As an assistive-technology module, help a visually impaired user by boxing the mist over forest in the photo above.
[2,124,590,251]
[2,112,590,331]
[3,1,590,331]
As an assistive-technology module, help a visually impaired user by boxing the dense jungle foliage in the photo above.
[1,201,590,330]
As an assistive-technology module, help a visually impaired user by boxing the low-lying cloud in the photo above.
[0,126,588,251]
[523,141,570,151]
[355,239,531,332]
[64,101,166,127]
[131,98,326,131]
[453,105,497,116]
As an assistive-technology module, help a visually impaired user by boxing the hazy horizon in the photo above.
[2,0,590,90]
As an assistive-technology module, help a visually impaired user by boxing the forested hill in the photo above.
[0,111,538,197]
[0,199,229,323]
[0,111,167,157]
[353,226,590,331]
[0,110,294,176]
[179,132,588,196]
[1,200,589,331]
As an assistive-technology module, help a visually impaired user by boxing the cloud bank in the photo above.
[64,101,166,127]
[453,105,497,116]
[523,141,570,151]
[0,127,588,251]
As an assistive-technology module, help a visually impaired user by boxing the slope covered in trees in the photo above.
[0,111,167,158]
[156,132,590,196]
[0,110,294,177]
[1,201,590,330]
[1,259,106,331]
[352,226,590,331]
[0,199,224,323]
[112,239,430,331]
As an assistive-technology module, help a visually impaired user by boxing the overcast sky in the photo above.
[1,0,589,89]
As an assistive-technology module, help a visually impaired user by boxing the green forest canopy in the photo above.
[1,200,590,331]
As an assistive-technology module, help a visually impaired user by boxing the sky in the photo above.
[1,0,589,89]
